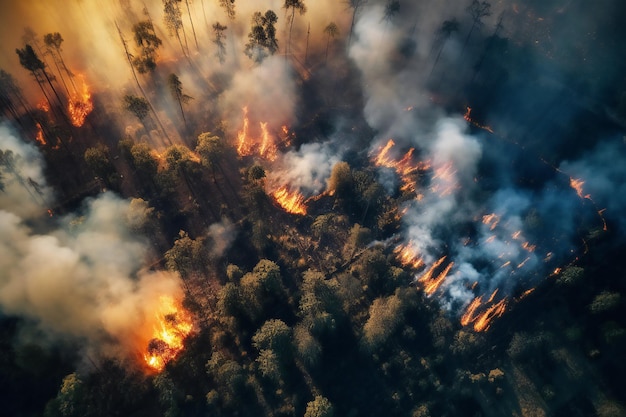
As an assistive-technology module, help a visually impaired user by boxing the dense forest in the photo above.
[1,0,626,416]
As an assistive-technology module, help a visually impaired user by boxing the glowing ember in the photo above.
[271,186,307,215]
[569,177,590,200]
[394,242,424,270]
[237,106,252,156]
[418,256,452,295]
[464,106,494,133]
[482,213,500,230]
[35,123,46,145]
[68,75,93,127]
[143,296,193,372]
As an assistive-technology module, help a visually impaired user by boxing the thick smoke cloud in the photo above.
[347,2,620,311]
[0,123,52,217]
[268,141,343,196]
[0,123,184,363]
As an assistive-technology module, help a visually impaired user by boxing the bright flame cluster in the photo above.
[68,75,93,127]
[373,139,431,195]
[143,296,193,372]
[236,106,285,161]
[271,186,307,215]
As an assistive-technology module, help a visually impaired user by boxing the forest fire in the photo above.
[418,256,453,295]
[430,162,458,196]
[143,296,193,372]
[372,139,431,195]
[236,107,280,160]
[271,186,307,215]
[463,106,494,133]
[68,75,93,127]
[569,177,590,200]
[460,292,508,332]
[394,242,425,270]
[35,123,46,145]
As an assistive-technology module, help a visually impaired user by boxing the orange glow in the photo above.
[35,123,46,145]
[482,213,500,230]
[271,186,307,215]
[394,242,425,270]
[258,122,278,161]
[461,294,508,332]
[418,256,452,295]
[237,106,252,156]
[569,177,590,200]
[143,295,193,372]
[430,162,458,196]
[372,139,431,195]
[68,75,93,127]
[236,107,282,160]
[464,106,494,133]
[522,242,536,252]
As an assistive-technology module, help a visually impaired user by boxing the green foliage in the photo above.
[556,266,585,286]
[84,146,115,181]
[123,95,150,121]
[256,348,282,382]
[165,230,207,278]
[196,132,223,170]
[226,264,244,283]
[247,164,266,182]
[252,319,292,356]
[293,323,321,368]
[327,161,353,198]
[132,21,162,73]
[244,10,279,62]
[589,291,621,314]
[362,293,405,351]
[304,395,334,417]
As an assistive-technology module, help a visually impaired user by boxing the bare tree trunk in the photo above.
[185,0,200,52]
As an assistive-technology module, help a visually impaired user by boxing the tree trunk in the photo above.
[185,0,200,52]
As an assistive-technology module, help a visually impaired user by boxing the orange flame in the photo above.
[569,177,590,200]
[143,295,193,372]
[271,186,307,215]
[393,242,425,270]
[460,293,508,332]
[35,123,46,145]
[418,256,453,295]
[68,75,93,127]
[236,106,283,160]
[258,122,278,161]
[482,213,500,230]
[372,139,431,195]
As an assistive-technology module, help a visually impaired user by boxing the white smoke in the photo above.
[0,124,185,363]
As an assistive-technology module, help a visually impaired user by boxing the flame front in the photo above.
[68,75,93,127]
[460,292,508,332]
[143,295,193,372]
[236,106,282,161]
[394,242,424,270]
[418,256,453,295]
[272,186,307,215]
[372,139,431,196]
